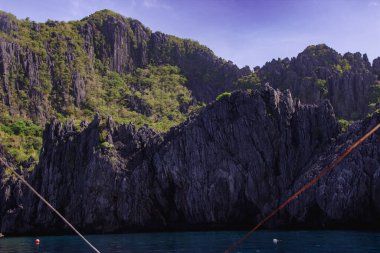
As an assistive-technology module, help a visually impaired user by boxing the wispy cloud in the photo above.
[368,1,379,7]
[143,0,171,10]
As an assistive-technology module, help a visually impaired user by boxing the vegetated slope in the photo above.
[0,9,247,123]
[1,85,379,234]
[1,11,380,165]
[254,44,379,120]
[0,9,248,161]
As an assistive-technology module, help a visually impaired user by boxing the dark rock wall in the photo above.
[0,146,26,234]
[2,86,379,234]
[288,114,380,228]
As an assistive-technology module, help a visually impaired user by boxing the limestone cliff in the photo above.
[0,10,247,125]
[1,85,379,234]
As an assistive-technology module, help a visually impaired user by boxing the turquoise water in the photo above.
[1,230,380,252]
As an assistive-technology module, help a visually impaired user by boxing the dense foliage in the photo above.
[234,72,261,90]
[0,114,42,163]
[88,64,200,132]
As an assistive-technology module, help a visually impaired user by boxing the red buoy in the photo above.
[35,239,40,245]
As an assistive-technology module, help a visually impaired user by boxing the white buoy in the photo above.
[273,238,281,245]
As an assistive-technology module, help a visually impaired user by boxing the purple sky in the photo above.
[1,0,380,68]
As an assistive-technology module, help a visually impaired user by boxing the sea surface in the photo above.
[1,230,380,253]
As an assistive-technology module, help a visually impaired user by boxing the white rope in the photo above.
[0,158,101,253]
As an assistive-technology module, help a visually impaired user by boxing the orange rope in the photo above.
[224,123,380,253]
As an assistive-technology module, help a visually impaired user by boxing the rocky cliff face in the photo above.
[0,146,27,234]
[0,12,86,123]
[258,44,377,120]
[147,31,250,102]
[0,10,247,125]
[2,13,379,126]
[80,12,151,73]
[1,85,379,234]
[78,10,249,102]
[287,113,380,228]
[81,12,248,101]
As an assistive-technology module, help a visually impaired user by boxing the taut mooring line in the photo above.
[0,158,101,253]
[224,123,380,253]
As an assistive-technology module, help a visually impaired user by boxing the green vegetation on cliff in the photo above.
[234,72,261,89]
[0,10,222,162]
[369,81,380,106]
[0,114,42,163]
[2,10,379,166]
[0,63,198,161]
[316,79,328,96]
[86,64,198,132]
[216,92,232,101]
[337,119,351,133]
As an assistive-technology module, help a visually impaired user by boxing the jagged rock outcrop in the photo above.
[81,13,151,73]
[152,85,338,228]
[2,85,379,234]
[287,113,380,228]
[258,44,377,119]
